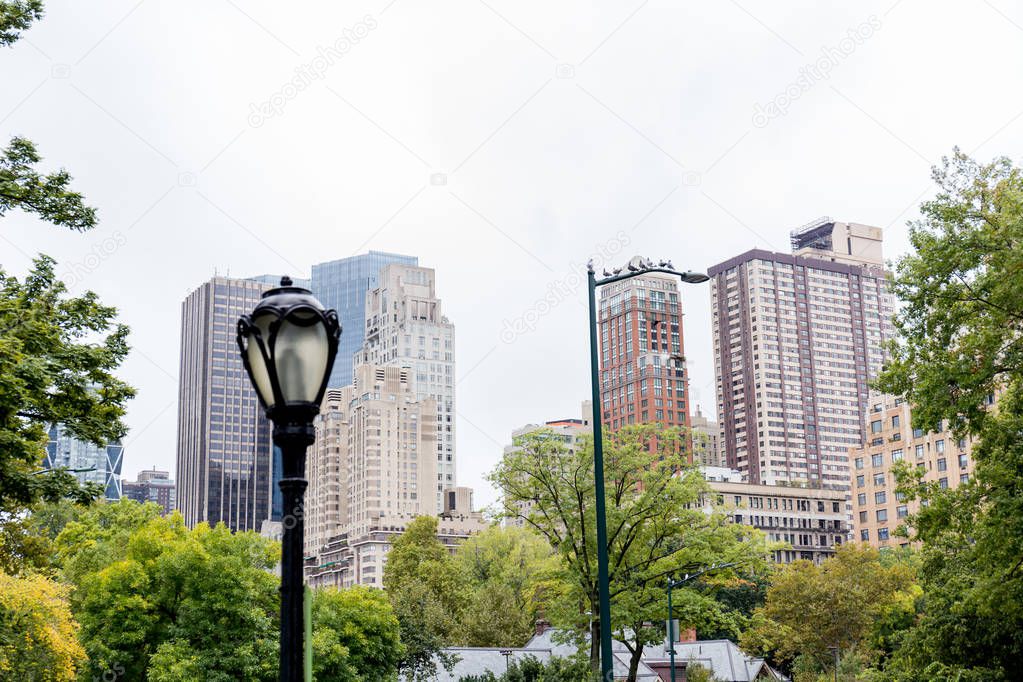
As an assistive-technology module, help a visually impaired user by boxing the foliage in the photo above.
[0,256,133,514]
[1,136,98,231]
[684,662,723,682]
[0,0,43,46]
[458,654,594,682]
[875,150,1023,679]
[384,515,463,680]
[453,525,564,647]
[55,502,279,681]
[491,424,771,681]
[0,571,85,680]
[311,585,404,681]
[741,544,916,675]
[0,498,87,576]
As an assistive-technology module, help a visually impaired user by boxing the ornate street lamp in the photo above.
[237,276,341,682]
[586,256,709,681]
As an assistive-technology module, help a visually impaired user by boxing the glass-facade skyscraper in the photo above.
[44,424,123,500]
[176,276,274,532]
[311,251,419,388]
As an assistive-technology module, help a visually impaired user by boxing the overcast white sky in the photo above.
[3,0,1023,508]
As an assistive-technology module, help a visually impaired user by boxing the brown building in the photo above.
[848,393,977,549]
[709,219,894,490]
[122,468,176,516]
[597,267,692,448]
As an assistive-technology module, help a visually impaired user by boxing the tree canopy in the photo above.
[0,571,85,681]
[875,151,1023,680]
[492,424,771,682]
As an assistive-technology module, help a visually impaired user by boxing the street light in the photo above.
[665,563,735,682]
[237,276,341,682]
[586,256,709,681]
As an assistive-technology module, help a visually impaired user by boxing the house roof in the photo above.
[435,631,780,681]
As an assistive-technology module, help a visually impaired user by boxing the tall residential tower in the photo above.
[597,270,692,445]
[709,219,894,489]
[311,251,419,389]
[355,263,456,510]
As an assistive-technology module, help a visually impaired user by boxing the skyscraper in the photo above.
[122,468,176,515]
[311,251,419,389]
[597,269,693,446]
[709,219,894,489]
[43,424,123,500]
[176,276,274,532]
[355,263,456,511]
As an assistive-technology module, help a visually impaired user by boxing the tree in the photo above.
[0,0,43,47]
[492,424,771,682]
[384,515,465,680]
[0,571,86,680]
[0,256,134,513]
[55,502,279,681]
[1,137,98,231]
[453,525,564,647]
[874,150,1023,679]
[457,654,593,682]
[740,544,916,676]
[311,585,404,681]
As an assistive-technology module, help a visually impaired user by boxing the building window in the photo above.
[915,444,924,460]
[871,453,884,468]
[871,420,882,433]
[896,505,908,519]
[960,474,969,484]
[874,491,887,504]
[939,477,948,489]
[856,475,865,488]
[855,457,864,469]
[857,493,866,506]
[891,449,903,463]
[892,415,900,428]
[859,511,867,523]
[873,473,885,486]
[959,454,969,469]
[878,527,890,541]
[936,439,945,453]
[913,427,924,438]
[937,458,947,472]
[860,529,870,541]
[876,509,888,522]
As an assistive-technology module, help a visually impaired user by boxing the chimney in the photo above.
[680,628,697,643]
[534,619,550,636]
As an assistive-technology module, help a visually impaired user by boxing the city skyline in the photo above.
[5,2,1023,509]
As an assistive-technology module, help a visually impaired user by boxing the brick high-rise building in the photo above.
[355,263,455,511]
[176,276,274,532]
[597,269,692,446]
[709,219,894,489]
[848,392,980,549]
[122,468,176,515]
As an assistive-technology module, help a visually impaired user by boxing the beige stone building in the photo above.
[703,467,848,564]
[848,393,977,549]
[304,364,486,588]
[691,405,723,467]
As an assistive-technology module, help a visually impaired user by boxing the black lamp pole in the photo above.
[586,257,709,680]
[237,277,340,682]
[665,563,735,682]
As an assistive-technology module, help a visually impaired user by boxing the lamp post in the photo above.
[237,276,340,682]
[665,563,735,682]
[586,256,709,681]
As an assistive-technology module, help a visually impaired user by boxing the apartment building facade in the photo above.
[709,219,894,489]
[355,263,456,511]
[691,406,723,467]
[703,467,848,564]
[597,270,693,452]
[122,468,176,515]
[848,393,977,548]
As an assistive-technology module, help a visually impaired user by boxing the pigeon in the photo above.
[603,268,613,277]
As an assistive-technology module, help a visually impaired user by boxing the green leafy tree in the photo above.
[311,585,404,681]
[874,150,1023,680]
[1,137,98,231]
[492,424,771,682]
[0,0,43,47]
[740,544,917,676]
[384,515,465,680]
[0,571,85,681]
[458,654,593,682]
[55,502,279,681]
[0,256,133,513]
[453,525,564,647]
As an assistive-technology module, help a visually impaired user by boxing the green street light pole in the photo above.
[665,563,735,682]
[586,257,709,681]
